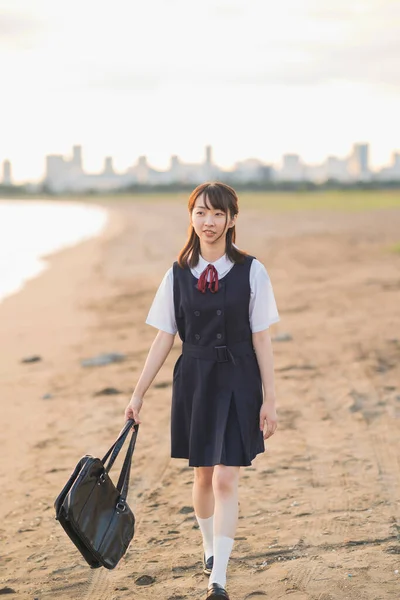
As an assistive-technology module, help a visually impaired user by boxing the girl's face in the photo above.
[191,194,236,245]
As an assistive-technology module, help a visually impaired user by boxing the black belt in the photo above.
[182,339,255,364]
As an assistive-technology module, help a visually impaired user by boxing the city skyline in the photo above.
[2,140,400,184]
[1,1,399,182]
[0,143,396,186]
[3,141,400,192]
[2,132,400,185]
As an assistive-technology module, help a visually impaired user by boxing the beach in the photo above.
[0,196,399,600]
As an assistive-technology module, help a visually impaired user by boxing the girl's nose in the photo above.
[205,214,215,225]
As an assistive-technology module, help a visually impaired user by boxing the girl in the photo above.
[125,182,279,600]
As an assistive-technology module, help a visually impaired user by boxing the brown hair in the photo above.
[177,181,248,269]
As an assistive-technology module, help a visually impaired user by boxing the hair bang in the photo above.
[202,187,229,213]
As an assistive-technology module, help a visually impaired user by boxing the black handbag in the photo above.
[54,419,139,569]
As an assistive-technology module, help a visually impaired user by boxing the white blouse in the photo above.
[146,253,280,335]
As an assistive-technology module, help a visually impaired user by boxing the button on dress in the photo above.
[171,255,265,467]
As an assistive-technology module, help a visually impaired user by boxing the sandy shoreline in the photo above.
[0,205,123,496]
[0,200,399,599]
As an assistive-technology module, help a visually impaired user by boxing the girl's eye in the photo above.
[195,211,224,216]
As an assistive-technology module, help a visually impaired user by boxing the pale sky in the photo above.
[1,0,400,182]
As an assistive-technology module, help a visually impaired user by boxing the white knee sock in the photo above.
[196,514,214,560]
[209,535,234,588]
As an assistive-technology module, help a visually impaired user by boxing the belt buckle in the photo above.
[215,345,228,362]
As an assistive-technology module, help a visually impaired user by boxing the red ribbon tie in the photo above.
[197,264,219,294]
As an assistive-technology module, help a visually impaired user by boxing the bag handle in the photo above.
[102,419,138,472]
[116,424,139,501]
[99,419,139,506]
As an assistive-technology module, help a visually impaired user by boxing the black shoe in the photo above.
[206,583,230,599]
[203,553,214,576]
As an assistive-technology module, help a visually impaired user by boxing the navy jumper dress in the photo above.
[171,254,265,467]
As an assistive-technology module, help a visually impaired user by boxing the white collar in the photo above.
[193,252,234,277]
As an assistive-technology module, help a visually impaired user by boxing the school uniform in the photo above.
[146,251,280,468]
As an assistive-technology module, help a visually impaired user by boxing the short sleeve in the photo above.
[145,267,178,335]
[249,259,280,333]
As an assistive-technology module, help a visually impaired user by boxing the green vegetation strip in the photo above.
[98,190,400,212]
[238,190,400,212]
[17,190,400,212]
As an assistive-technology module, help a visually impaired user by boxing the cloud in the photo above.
[0,12,45,46]
[84,70,162,92]
[228,40,400,87]
[190,3,400,87]
[1,1,399,92]
[304,0,400,20]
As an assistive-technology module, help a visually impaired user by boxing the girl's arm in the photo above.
[125,330,175,423]
[252,329,278,439]
[252,329,276,402]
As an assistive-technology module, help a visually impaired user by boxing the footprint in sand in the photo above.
[33,437,59,449]
[245,594,307,600]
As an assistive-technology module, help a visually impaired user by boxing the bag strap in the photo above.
[116,424,139,501]
[102,419,137,472]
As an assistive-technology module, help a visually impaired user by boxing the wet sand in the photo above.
[0,198,399,600]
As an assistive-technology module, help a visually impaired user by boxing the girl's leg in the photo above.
[209,465,240,588]
[193,466,215,561]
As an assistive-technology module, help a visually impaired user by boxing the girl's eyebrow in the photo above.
[195,205,223,211]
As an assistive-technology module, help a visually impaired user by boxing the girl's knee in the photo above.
[194,466,214,487]
[212,466,240,496]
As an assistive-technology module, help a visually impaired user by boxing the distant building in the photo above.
[2,159,12,185]
[348,143,370,180]
[45,146,137,192]
[71,145,83,172]
[169,154,180,182]
[204,145,216,180]
[164,146,219,183]
[304,148,368,183]
[277,154,304,181]
[103,156,114,175]
[393,152,400,179]
[229,158,269,183]
[300,158,345,183]
[304,163,327,183]
[388,152,400,179]
[45,145,85,192]
[376,151,400,181]
[325,156,351,182]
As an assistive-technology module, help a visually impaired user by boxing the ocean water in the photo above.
[0,199,109,304]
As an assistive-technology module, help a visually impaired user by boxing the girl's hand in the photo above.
[125,396,143,424]
[259,401,277,440]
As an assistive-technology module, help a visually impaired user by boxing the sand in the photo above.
[0,199,399,600]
